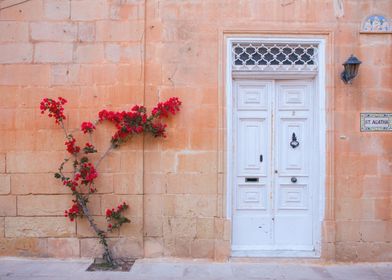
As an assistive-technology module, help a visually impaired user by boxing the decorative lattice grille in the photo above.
[232,42,318,71]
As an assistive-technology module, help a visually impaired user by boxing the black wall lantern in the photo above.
[341,55,362,84]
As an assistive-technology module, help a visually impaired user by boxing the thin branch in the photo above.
[95,144,114,169]
[0,0,34,11]
[60,121,70,139]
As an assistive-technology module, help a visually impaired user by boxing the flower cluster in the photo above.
[81,122,96,134]
[98,97,181,147]
[64,201,82,222]
[79,162,98,188]
[40,97,67,124]
[83,142,97,154]
[65,136,80,155]
[63,178,79,192]
[105,202,130,231]
[151,97,182,118]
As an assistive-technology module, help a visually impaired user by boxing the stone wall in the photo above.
[0,0,391,261]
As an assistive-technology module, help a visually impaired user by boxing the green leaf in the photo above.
[80,157,89,163]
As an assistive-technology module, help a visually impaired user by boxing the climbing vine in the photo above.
[40,96,181,266]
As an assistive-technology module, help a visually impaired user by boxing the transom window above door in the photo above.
[232,42,319,72]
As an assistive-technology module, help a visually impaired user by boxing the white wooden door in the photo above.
[232,79,316,255]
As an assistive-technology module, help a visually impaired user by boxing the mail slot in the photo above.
[245,177,259,183]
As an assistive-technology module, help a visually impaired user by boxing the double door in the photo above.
[232,79,317,255]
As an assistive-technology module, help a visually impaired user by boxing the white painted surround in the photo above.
[225,37,326,258]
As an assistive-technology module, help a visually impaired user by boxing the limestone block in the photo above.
[30,22,77,42]
[17,195,73,216]
[77,22,96,42]
[143,215,163,237]
[80,238,103,258]
[113,173,142,194]
[214,240,230,262]
[174,237,191,257]
[0,65,50,86]
[51,65,80,86]
[196,217,214,239]
[191,239,214,258]
[109,237,143,258]
[0,175,10,194]
[47,238,80,258]
[5,217,75,237]
[0,217,4,237]
[35,43,73,63]
[0,154,5,173]
[43,0,70,20]
[177,152,218,173]
[163,217,196,238]
[0,237,48,257]
[75,44,105,63]
[0,43,32,63]
[71,0,109,21]
[0,22,29,42]
[0,196,16,216]
[144,237,163,258]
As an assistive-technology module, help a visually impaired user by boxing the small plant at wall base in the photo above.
[40,97,181,267]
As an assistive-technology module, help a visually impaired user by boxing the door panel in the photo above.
[274,80,313,249]
[277,116,309,176]
[232,81,273,249]
[232,79,316,255]
[237,114,267,176]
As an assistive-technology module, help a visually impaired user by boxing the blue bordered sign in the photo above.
[360,113,392,132]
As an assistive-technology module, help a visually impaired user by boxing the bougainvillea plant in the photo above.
[40,97,181,266]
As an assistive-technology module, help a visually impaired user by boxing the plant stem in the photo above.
[76,194,116,266]
[95,144,113,169]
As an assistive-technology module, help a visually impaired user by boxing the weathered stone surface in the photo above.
[80,238,103,258]
[5,217,75,238]
[0,175,10,194]
[144,237,163,258]
[11,173,69,195]
[30,22,77,42]
[17,195,72,216]
[47,238,79,258]
[43,0,70,20]
[191,239,214,258]
[34,43,73,63]
[0,217,4,237]
[109,237,143,258]
[0,43,32,63]
[0,22,29,42]
[0,238,48,257]
[0,154,5,173]
[0,196,16,216]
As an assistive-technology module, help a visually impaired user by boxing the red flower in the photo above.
[79,162,98,185]
[64,202,82,222]
[81,122,96,134]
[105,209,113,217]
[98,98,181,147]
[65,137,80,155]
[151,97,181,118]
[40,97,67,124]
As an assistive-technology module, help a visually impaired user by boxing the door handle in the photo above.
[291,177,297,183]
[259,154,263,162]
